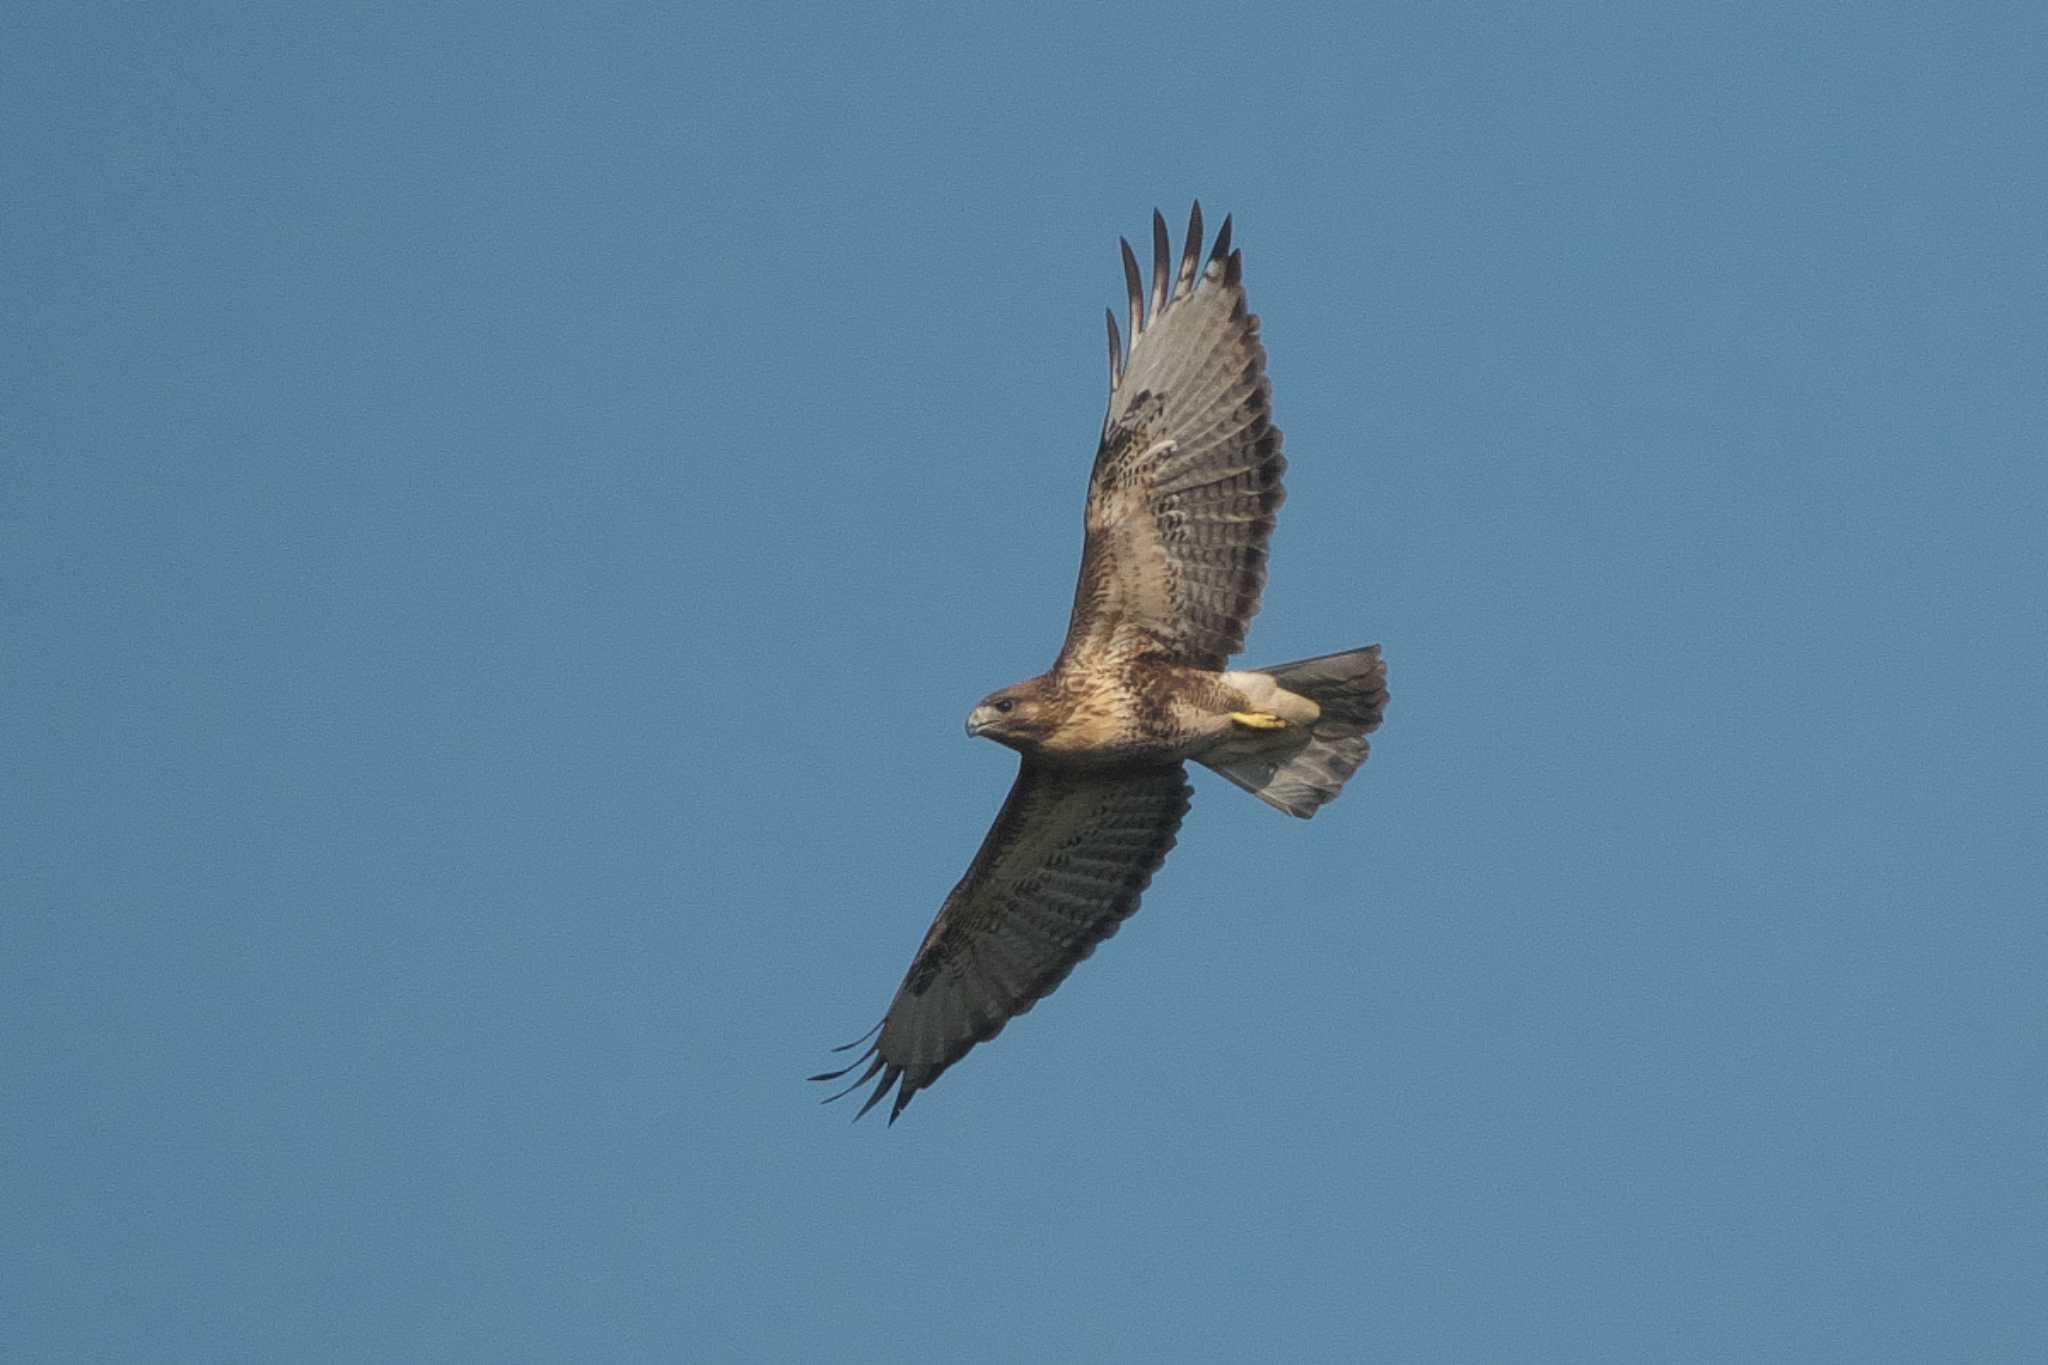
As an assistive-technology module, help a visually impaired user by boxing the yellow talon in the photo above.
[1230,711,1289,731]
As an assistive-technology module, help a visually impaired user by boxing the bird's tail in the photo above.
[1198,646,1388,819]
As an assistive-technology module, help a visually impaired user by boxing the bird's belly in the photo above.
[1031,662,1315,767]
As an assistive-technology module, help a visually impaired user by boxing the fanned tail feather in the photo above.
[1201,646,1388,818]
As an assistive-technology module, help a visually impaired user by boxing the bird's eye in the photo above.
[994,698,1015,714]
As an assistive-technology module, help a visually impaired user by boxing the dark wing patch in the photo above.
[1062,203,1286,672]
[813,761,1191,1123]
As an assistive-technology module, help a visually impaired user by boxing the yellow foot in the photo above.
[1230,711,1289,731]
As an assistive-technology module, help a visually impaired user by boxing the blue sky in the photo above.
[6,3,2044,1361]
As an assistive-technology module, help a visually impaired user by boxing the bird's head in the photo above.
[965,678,1057,750]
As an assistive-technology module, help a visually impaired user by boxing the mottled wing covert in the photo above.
[814,761,1191,1122]
[1061,203,1287,671]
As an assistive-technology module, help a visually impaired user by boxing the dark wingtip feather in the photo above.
[828,1020,881,1053]
[818,1050,886,1105]
[1119,236,1144,339]
[1178,201,1204,297]
[807,1056,856,1082]
[853,1063,905,1121]
[1209,214,1234,268]
[1149,209,1170,316]
[1105,308,1123,385]
[810,1019,884,1089]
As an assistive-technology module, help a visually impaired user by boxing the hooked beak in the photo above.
[965,704,998,738]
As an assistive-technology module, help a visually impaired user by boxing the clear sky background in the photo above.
[6,4,2044,1362]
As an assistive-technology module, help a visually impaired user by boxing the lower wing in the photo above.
[814,759,1191,1122]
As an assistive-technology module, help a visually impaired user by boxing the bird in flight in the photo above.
[815,204,1388,1122]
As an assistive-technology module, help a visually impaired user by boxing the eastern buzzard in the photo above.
[815,205,1388,1122]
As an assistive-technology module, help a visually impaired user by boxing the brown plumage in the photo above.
[815,205,1389,1122]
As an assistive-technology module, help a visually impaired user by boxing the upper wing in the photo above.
[814,760,1191,1123]
[1059,203,1287,673]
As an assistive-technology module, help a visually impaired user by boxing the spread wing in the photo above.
[1059,203,1287,673]
[814,761,1191,1123]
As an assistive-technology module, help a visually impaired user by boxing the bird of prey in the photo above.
[815,204,1388,1122]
